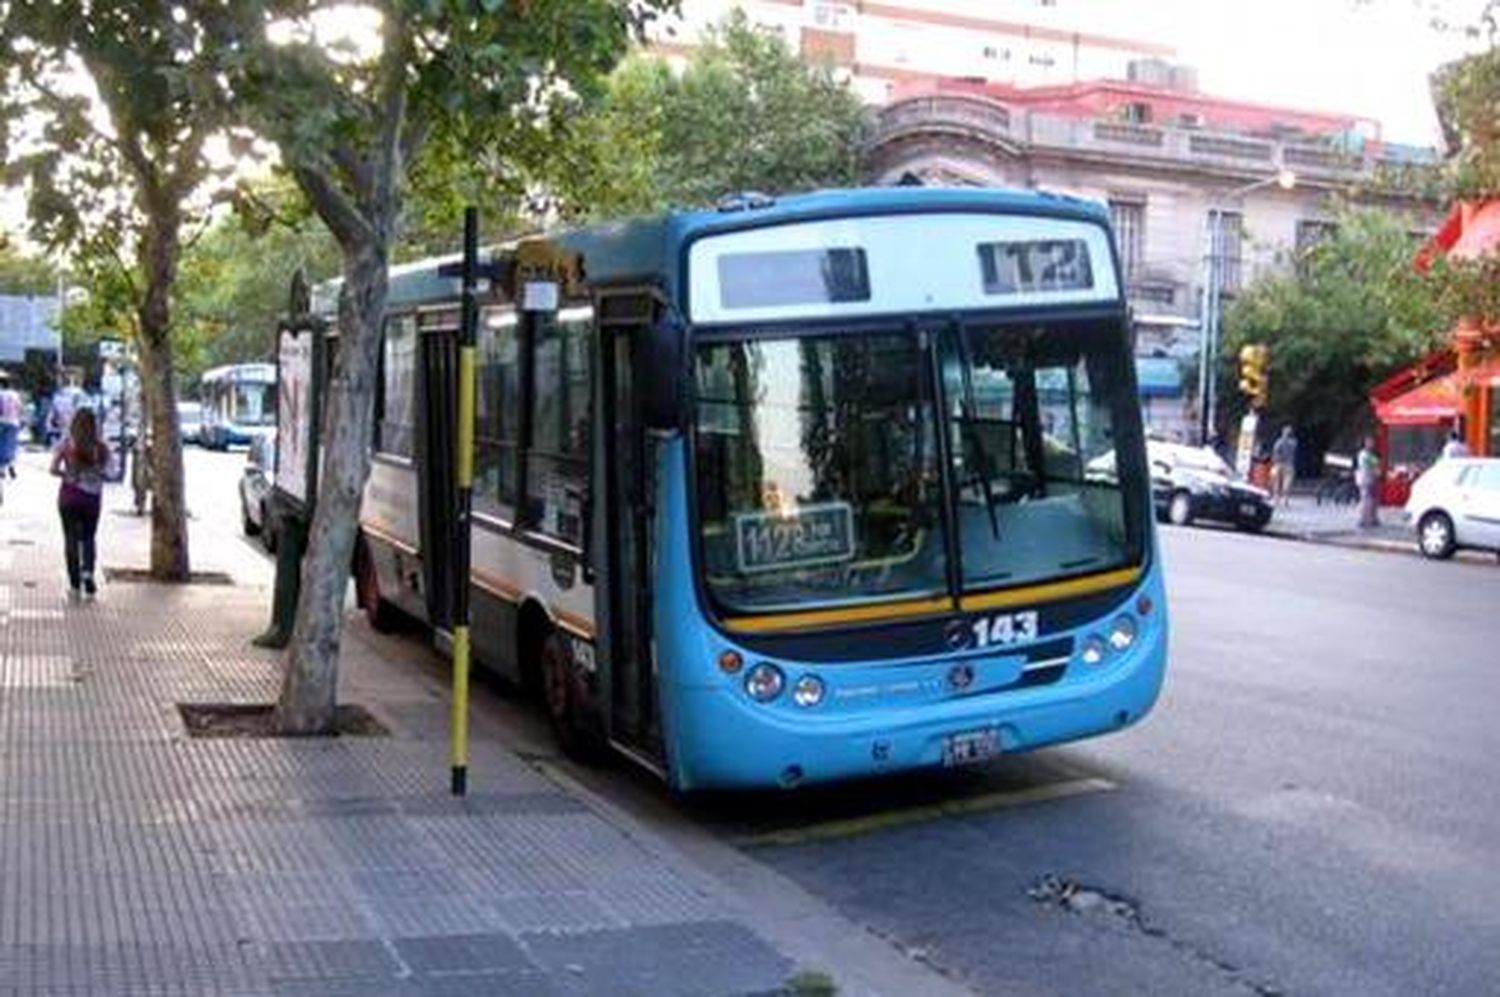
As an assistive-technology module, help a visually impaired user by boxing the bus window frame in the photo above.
[374,311,419,464]
[471,297,598,561]
[681,300,1149,638]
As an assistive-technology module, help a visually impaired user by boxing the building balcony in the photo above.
[871,92,1435,187]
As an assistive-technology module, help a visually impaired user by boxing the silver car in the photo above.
[238,431,277,552]
[1405,457,1500,560]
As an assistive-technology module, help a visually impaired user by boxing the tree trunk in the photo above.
[275,242,389,734]
[136,210,190,581]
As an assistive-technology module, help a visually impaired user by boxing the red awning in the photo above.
[1375,353,1500,426]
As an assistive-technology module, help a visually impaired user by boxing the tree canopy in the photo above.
[1220,206,1449,456]
[0,238,55,296]
[203,0,666,734]
[564,12,870,219]
[0,0,258,578]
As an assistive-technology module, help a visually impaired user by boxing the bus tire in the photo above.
[540,628,604,763]
[354,539,401,633]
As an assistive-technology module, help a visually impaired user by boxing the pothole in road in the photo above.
[1027,874,1283,997]
[1028,874,1142,922]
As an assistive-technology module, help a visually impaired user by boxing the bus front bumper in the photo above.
[663,625,1166,791]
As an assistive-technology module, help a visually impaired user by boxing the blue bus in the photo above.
[346,187,1166,790]
[200,362,277,449]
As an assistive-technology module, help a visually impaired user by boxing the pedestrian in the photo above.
[1355,435,1381,530]
[0,371,22,481]
[50,407,110,599]
[1271,425,1297,508]
[48,372,85,447]
[1440,428,1470,460]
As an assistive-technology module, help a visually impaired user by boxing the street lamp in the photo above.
[1196,168,1296,444]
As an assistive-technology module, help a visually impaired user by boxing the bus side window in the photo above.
[524,311,591,545]
[377,314,416,459]
[476,307,520,518]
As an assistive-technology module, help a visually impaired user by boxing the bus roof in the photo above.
[323,186,1111,314]
[201,363,276,383]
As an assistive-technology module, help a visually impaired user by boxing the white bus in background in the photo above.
[199,363,276,449]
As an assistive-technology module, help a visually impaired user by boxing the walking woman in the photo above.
[51,407,109,598]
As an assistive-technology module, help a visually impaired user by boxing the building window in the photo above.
[1123,102,1153,125]
[1110,199,1145,279]
[377,314,416,459]
[1212,211,1244,293]
[1296,220,1337,256]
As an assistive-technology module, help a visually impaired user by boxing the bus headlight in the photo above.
[1080,635,1108,666]
[744,663,785,702]
[1107,614,1137,651]
[792,674,825,708]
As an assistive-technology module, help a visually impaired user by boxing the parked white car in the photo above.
[1405,457,1500,560]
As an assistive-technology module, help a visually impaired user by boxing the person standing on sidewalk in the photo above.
[1355,436,1381,530]
[1440,428,1470,459]
[1271,425,1298,508]
[0,371,22,483]
[50,408,110,599]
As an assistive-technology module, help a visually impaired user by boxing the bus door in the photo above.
[416,313,460,633]
[595,291,665,762]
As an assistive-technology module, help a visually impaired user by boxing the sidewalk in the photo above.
[0,452,943,996]
[1260,493,1418,555]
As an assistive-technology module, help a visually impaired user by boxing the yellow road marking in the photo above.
[733,776,1116,849]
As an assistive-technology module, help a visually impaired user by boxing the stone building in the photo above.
[650,0,1178,104]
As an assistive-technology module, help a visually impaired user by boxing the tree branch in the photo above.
[369,11,412,236]
[290,160,374,251]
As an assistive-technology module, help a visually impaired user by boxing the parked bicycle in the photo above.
[1314,453,1359,506]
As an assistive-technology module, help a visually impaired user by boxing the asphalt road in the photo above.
[707,526,1500,997]
[185,447,1500,996]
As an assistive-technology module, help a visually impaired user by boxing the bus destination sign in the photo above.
[734,501,855,575]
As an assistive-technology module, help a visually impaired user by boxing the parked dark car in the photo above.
[1149,441,1272,531]
[238,431,277,552]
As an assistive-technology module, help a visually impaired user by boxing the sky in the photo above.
[1078,0,1493,145]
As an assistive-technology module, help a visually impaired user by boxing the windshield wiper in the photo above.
[955,321,1001,540]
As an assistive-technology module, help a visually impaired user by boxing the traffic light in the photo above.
[1238,344,1270,409]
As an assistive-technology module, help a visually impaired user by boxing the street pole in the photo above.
[1205,207,1222,443]
[450,207,479,797]
[1196,169,1295,446]
[1197,209,1220,445]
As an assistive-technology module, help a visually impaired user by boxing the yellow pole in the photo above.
[449,206,481,796]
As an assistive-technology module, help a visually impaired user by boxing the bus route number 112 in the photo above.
[971,610,1039,648]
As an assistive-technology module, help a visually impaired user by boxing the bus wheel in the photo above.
[355,540,400,632]
[540,629,603,763]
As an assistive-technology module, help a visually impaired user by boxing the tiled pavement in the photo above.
[0,456,795,996]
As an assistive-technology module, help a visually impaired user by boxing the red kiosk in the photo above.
[1371,199,1500,504]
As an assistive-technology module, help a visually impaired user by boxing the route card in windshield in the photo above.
[734,501,856,575]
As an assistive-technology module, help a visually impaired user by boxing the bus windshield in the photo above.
[694,332,948,614]
[232,382,277,426]
[938,320,1138,589]
[693,320,1142,617]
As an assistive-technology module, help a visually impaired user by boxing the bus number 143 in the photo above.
[971,611,1039,648]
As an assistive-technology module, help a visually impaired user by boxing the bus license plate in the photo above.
[943,728,1000,767]
[1240,503,1258,517]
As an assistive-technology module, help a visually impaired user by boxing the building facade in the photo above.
[865,72,1441,440]
[650,0,1177,105]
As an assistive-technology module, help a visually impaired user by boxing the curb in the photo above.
[1261,526,1497,564]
